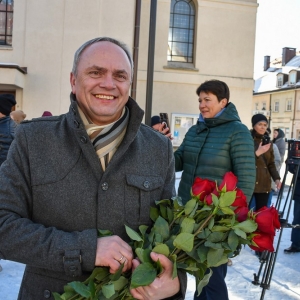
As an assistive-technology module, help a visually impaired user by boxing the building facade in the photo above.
[253,47,300,139]
[0,0,258,141]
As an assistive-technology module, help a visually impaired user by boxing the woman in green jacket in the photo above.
[174,80,256,300]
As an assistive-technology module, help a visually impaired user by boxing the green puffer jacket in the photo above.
[174,103,256,203]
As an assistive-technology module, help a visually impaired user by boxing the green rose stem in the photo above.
[173,208,216,257]
[169,209,185,228]
[176,240,206,263]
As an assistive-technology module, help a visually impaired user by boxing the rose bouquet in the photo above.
[53,172,280,300]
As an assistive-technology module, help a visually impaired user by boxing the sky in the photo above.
[254,0,300,78]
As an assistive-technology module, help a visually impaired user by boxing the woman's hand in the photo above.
[275,179,282,190]
[255,142,271,157]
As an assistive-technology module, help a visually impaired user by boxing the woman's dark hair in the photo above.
[196,80,230,102]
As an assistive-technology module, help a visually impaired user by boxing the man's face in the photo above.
[70,41,132,125]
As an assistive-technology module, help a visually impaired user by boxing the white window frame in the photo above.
[274,101,279,112]
[289,71,296,85]
[285,128,290,140]
[286,99,292,111]
[277,75,283,87]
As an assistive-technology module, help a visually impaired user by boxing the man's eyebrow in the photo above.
[87,65,107,72]
[113,69,129,76]
[87,66,128,77]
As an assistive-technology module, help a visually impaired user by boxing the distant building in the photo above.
[253,47,300,139]
[0,0,258,138]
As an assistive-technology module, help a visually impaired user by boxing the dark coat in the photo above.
[0,95,186,299]
[174,103,256,203]
[0,116,16,165]
[253,134,280,193]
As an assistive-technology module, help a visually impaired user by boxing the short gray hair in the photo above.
[71,37,134,81]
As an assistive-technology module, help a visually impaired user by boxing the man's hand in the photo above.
[95,236,133,273]
[130,252,180,300]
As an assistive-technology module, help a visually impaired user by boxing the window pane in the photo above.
[175,1,190,15]
[189,29,194,40]
[7,0,14,12]
[0,12,6,35]
[6,12,12,35]
[172,42,188,56]
[290,72,296,84]
[173,14,190,28]
[173,28,189,42]
[6,35,12,45]
[187,43,193,56]
[171,55,187,62]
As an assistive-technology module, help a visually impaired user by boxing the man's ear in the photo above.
[70,73,76,93]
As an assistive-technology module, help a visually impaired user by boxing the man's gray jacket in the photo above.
[0,95,186,299]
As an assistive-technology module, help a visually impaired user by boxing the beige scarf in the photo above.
[78,106,129,171]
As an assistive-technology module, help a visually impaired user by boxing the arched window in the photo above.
[168,0,195,63]
[0,0,13,46]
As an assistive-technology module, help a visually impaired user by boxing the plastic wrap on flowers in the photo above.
[53,172,280,300]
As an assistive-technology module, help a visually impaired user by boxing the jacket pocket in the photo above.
[125,174,163,225]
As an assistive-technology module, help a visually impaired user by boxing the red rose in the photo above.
[218,172,237,192]
[254,206,281,235]
[192,177,215,201]
[205,188,219,206]
[235,206,249,222]
[232,188,247,208]
[249,232,274,252]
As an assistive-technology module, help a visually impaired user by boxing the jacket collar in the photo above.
[197,102,241,128]
[67,93,144,176]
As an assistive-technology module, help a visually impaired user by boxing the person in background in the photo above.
[251,114,281,211]
[10,110,27,124]
[151,115,173,140]
[268,128,281,199]
[0,93,17,272]
[0,94,17,166]
[249,127,281,210]
[0,37,186,299]
[174,79,256,300]
[42,111,53,117]
[273,128,286,170]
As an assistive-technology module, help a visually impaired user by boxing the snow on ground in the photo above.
[1,170,299,299]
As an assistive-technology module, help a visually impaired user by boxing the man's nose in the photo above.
[100,74,116,89]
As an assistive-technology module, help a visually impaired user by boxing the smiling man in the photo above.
[0,37,186,300]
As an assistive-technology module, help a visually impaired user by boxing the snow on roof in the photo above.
[254,52,300,93]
